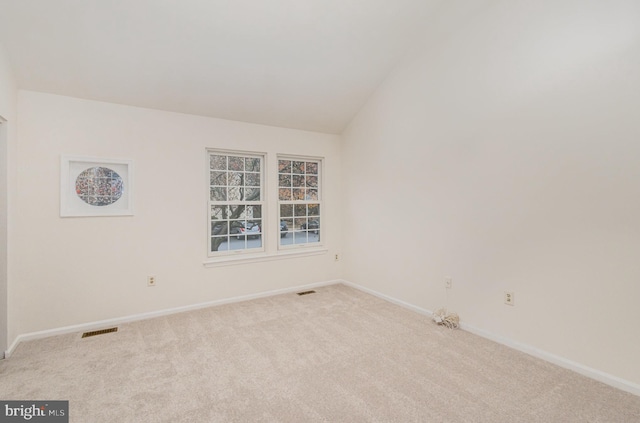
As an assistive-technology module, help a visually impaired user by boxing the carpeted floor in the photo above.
[1,284,639,422]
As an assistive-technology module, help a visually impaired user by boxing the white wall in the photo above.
[0,42,17,355]
[341,0,640,387]
[9,90,341,344]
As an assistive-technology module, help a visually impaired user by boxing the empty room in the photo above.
[1,0,639,421]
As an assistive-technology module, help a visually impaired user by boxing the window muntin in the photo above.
[209,152,264,256]
[278,158,321,247]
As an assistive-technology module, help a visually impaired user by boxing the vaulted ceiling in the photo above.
[0,0,447,133]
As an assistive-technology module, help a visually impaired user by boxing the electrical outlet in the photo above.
[147,276,156,287]
[334,253,339,261]
[445,277,453,289]
[504,291,514,306]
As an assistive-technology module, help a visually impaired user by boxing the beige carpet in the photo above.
[1,284,639,422]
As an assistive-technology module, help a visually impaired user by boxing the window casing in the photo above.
[208,151,264,256]
[278,157,322,248]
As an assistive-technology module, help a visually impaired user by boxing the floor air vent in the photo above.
[297,290,316,296]
[82,327,118,338]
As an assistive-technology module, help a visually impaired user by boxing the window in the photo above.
[208,151,264,256]
[278,157,322,247]
[206,151,324,263]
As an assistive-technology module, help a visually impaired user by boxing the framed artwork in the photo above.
[60,155,134,217]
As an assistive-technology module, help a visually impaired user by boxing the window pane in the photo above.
[307,231,320,244]
[230,220,244,237]
[278,160,291,173]
[306,162,318,175]
[211,222,227,236]
[228,187,242,201]
[294,217,306,229]
[308,203,320,216]
[229,172,243,186]
[248,205,262,219]
[210,155,227,170]
[292,189,305,200]
[294,204,306,216]
[246,173,260,186]
[229,157,244,171]
[306,189,318,200]
[292,175,305,188]
[211,187,227,201]
[305,175,317,188]
[292,161,305,174]
[211,171,227,186]
[245,158,260,172]
[279,174,291,187]
[249,237,262,249]
[211,205,227,220]
[279,188,292,200]
[244,188,260,201]
[211,236,229,251]
[280,204,293,217]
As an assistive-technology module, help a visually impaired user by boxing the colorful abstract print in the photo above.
[75,166,124,206]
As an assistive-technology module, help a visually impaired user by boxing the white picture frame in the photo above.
[60,155,134,217]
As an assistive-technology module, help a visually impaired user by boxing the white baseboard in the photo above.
[4,279,341,358]
[341,279,640,397]
[459,322,640,397]
[341,279,435,317]
[7,278,640,397]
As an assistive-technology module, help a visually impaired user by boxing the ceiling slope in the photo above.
[0,0,445,133]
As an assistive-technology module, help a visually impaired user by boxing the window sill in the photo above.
[203,247,328,268]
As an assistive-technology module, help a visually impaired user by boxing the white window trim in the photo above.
[202,247,328,267]
[204,150,328,266]
[207,149,266,258]
[277,155,324,251]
